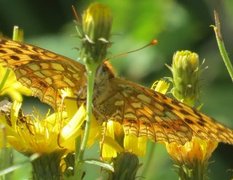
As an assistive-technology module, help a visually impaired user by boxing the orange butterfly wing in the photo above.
[94,77,233,145]
[0,39,86,108]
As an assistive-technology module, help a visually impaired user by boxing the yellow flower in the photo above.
[101,121,124,159]
[101,122,143,178]
[0,89,100,154]
[124,134,147,156]
[0,65,31,102]
[0,87,102,178]
[166,137,218,164]
[166,137,218,179]
[101,120,148,159]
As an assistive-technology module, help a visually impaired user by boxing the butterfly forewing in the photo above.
[0,39,86,108]
[0,38,233,145]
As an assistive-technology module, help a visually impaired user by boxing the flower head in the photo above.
[169,50,202,106]
[166,137,218,164]
[166,137,218,179]
[80,3,113,65]
[0,93,100,154]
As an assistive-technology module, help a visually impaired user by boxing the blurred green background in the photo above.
[0,0,233,179]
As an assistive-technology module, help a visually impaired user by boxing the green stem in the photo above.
[0,147,13,180]
[212,12,233,81]
[0,69,10,91]
[75,62,98,178]
[79,66,96,160]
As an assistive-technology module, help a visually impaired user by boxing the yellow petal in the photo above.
[60,104,86,149]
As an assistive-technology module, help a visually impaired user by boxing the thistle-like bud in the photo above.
[81,3,112,65]
[170,50,201,106]
[109,152,140,180]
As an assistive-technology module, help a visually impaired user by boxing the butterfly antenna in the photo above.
[105,39,158,61]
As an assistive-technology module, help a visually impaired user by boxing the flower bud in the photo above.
[170,50,201,106]
[81,3,112,65]
[109,152,140,180]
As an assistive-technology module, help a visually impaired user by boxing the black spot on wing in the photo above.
[10,55,20,61]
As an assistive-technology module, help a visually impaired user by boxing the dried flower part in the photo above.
[81,3,112,65]
[170,50,201,106]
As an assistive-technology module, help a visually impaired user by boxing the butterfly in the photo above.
[0,38,233,145]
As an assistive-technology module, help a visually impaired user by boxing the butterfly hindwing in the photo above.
[94,77,233,144]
